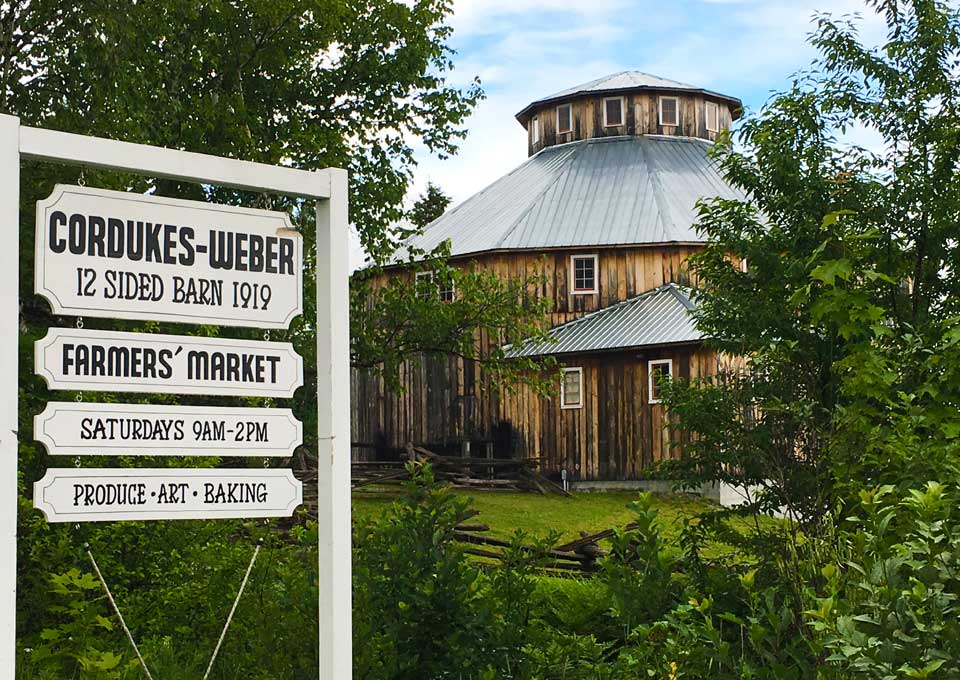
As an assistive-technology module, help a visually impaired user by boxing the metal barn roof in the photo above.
[400,135,745,259]
[515,71,743,124]
[505,284,702,357]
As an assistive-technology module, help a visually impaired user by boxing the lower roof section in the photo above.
[505,283,703,357]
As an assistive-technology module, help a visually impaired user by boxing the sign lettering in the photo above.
[35,185,302,328]
[35,328,303,398]
[34,468,303,523]
[35,402,302,457]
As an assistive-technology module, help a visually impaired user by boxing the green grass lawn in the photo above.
[353,489,718,545]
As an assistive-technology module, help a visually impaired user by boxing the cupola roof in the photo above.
[515,70,742,125]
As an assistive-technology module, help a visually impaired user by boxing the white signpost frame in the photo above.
[0,114,351,679]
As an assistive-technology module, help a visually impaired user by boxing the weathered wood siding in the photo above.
[352,244,719,479]
[351,346,721,480]
[379,245,703,328]
[527,93,734,156]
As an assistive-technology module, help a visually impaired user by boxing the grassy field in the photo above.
[353,488,718,545]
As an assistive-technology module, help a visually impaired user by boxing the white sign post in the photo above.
[35,403,302,458]
[0,114,351,679]
[34,468,303,523]
[0,112,20,680]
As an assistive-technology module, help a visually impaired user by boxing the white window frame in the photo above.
[570,254,599,295]
[531,116,540,144]
[648,359,673,404]
[602,96,624,128]
[561,367,583,409]
[659,96,680,127]
[415,270,435,300]
[439,279,456,303]
[556,103,573,134]
[705,100,719,132]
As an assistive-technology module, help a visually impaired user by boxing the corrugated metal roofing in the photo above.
[538,72,701,102]
[515,71,742,123]
[400,135,745,259]
[504,284,702,357]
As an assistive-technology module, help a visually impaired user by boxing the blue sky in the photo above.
[409,0,887,203]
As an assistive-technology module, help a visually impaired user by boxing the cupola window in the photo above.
[659,96,679,127]
[557,104,572,134]
[648,359,673,404]
[561,367,583,409]
[705,101,719,132]
[571,254,598,294]
[531,116,540,144]
[603,97,624,127]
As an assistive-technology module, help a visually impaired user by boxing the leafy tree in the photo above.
[662,0,960,525]
[350,243,555,392]
[408,181,452,229]
[0,0,499,667]
[0,0,482,261]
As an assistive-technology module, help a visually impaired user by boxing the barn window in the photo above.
[557,103,573,134]
[561,367,583,409]
[659,96,679,127]
[603,97,624,127]
[415,271,434,300]
[438,278,456,303]
[570,254,598,294]
[648,359,673,404]
[415,270,456,302]
[705,101,719,132]
[531,116,540,143]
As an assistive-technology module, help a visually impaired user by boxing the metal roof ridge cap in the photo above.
[637,136,673,242]
[662,283,698,311]
[412,143,566,246]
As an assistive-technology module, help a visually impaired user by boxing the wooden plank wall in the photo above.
[352,245,722,479]
[351,345,720,480]
[528,93,734,155]
[365,245,702,328]
[456,245,701,327]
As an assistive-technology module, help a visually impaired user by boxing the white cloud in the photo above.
[404,0,896,229]
[450,0,631,35]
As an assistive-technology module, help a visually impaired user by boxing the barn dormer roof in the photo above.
[515,71,742,125]
[504,283,702,357]
[399,135,745,260]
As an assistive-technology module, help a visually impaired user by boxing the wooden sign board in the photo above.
[35,185,302,329]
[35,328,303,398]
[33,468,303,522]
[35,402,302,457]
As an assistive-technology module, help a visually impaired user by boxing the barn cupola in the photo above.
[515,71,743,156]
